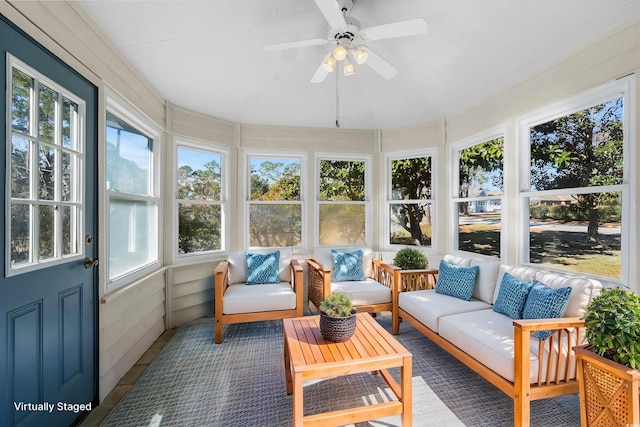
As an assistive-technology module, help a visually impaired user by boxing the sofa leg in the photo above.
[513,393,530,427]
[214,320,223,344]
[392,316,399,335]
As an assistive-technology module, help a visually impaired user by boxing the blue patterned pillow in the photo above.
[523,282,572,340]
[435,260,479,301]
[492,273,534,319]
[331,249,366,282]
[245,251,280,285]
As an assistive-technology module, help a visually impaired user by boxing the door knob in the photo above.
[84,257,99,269]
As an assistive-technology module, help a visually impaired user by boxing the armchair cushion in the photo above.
[245,251,280,284]
[222,283,297,314]
[228,249,292,284]
[331,249,366,281]
[313,247,375,278]
[331,279,391,306]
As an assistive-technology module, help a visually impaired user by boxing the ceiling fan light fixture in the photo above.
[322,56,336,72]
[343,57,355,76]
[353,47,368,65]
[332,44,347,61]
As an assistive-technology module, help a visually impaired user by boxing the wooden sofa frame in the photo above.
[307,257,400,331]
[214,258,304,344]
[393,270,585,427]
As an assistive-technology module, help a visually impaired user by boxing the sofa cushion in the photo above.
[228,249,292,284]
[245,251,280,284]
[222,282,296,314]
[533,271,602,317]
[523,282,572,340]
[442,254,472,267]
[492,273,534,319]
[314,247,375,278]
[331,249,366,281]
[470,259,501,304]
[331,279,391,306]
[435,260,479,301]
[439,309,577,384]
[398,289,491,332]
[492,265,538,304]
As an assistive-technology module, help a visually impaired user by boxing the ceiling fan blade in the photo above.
[313,0,347,30]
[362,47,397,79]
[356,18,427,42]
[311,52,332,83]
[263,38,328,51]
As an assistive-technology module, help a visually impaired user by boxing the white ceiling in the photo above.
[78,0,640,130]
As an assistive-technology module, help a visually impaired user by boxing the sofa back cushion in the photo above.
[533,271,602,317]
[313,247,374,279]
[470,259,501,304]
[228,249,292,284]
[442,254,471,267]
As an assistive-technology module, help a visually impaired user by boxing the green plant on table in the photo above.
[584,287,640,369]
[319,293,353,318]
[393,247,429,270]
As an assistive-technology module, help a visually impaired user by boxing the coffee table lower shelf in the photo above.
[283,313,412,427]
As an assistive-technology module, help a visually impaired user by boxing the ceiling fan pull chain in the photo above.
[335,69,340,128]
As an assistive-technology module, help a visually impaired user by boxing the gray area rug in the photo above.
[101,317,580,426]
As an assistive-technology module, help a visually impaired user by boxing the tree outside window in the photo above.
[527,97,624,279]
[388,155,433,246]
[177,147,224,255]
[248,157,302,247]
[455,137,504,257]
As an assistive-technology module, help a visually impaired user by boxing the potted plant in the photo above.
[393,247,429,270]
[392,248,436,291]
[318,293,357,342]
[573,287,640,426]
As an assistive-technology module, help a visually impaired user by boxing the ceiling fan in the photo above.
[263,0,427,83]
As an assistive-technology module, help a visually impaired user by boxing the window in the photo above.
[247,155,302,248]
[106,104,160,289]
[6,57,85,275]
[317,156,369,246]
[386,151,434,247]
[452,136,504,257]
[521,79,634,282]
[176,144,226,256]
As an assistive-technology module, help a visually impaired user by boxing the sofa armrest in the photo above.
[372,259,401,292]
[397,268,439,292]
[290,259,304,316]
[214,260,230,322]
[307,258,331,311]
[513,317,585,388]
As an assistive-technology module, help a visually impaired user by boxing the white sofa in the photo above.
[393,254,602,427]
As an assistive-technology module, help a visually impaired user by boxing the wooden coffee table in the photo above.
[283,313,412,426]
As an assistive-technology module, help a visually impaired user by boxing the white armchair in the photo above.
[307,247,400,330]
[214,249,303,344]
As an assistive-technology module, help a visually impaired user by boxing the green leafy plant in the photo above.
[393,248,429,270]
[319,293,353,318]
[584,287,640,369]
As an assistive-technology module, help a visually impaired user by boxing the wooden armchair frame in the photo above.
[214,258,304,344]
[307,257,400,331]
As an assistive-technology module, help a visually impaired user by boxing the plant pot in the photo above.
[319,308,357,342]
[573,344,640,426]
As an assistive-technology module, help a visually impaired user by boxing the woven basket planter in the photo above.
[573,344,640,427]
[319,309,357,342]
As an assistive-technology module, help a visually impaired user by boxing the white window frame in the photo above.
[385,148,437,250]
[517,77,635,287]
[174,138,228,261]
[5,55,86,276]
[450,128,505,259]
[244,151,306,250]
[105,92,162,292]
[315,153,372,248]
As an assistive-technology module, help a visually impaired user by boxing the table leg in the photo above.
[293,372,303,427]
[284,336,292,395]
[401,355,413,426]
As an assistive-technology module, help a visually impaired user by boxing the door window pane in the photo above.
[10,204,30,266]
[11,68,32,134]
[38,83,57,143]
[39,205,55,260]
[11,136,30,199]
[38,145,55,200]
[62,98,78,149]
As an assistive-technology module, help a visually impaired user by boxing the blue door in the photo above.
[0,15,97,426]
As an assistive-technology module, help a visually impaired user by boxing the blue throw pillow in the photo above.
[331,249,366,282]
[434,260,479,301]
[492,273,534,319]
[523,282,572,340]
[245,251,280,285]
